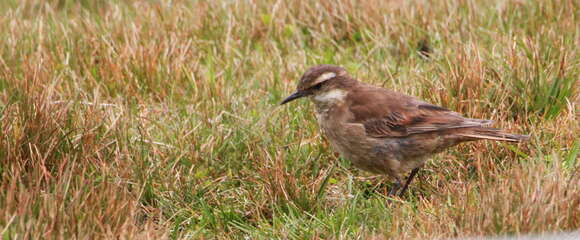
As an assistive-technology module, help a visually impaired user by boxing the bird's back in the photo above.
[344,81,528,150]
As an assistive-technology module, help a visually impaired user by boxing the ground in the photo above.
[0,0,578,239]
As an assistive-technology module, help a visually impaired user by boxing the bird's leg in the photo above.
[387,178,402,197]
[398,168,420,197]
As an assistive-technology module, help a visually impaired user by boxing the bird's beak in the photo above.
[280,91,308,105]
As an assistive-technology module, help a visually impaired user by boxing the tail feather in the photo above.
[457,128,530,142]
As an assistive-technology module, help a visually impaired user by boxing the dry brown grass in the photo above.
[0,0,578,239]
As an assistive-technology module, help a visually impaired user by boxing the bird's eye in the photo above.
[310,81,325,91]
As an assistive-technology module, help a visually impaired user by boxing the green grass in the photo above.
[0,0,578,239]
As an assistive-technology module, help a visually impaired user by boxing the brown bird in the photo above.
[281,64,529,196]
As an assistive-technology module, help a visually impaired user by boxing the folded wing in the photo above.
[347,86,493,138]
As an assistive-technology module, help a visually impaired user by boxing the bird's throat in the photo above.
[312,89,347,104]
[312,89,349,124]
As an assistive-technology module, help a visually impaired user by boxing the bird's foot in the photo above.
[387,181,401,197]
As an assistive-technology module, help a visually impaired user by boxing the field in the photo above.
[0,0,578,239]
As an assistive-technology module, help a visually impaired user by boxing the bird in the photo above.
[281,64,529,197]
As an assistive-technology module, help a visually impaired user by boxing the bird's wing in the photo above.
[347,86,491,138]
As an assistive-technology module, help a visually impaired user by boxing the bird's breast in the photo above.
[313,103,368,153]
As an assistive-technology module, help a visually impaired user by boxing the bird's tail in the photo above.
[457,127,530,142]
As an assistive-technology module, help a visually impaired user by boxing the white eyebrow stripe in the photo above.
[312,72,336,85]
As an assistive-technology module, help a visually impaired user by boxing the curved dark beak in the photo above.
[280,91,308,105]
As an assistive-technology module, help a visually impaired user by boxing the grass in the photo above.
[0,0,578,239]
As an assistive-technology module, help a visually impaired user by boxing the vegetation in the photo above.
[0,0,578,239]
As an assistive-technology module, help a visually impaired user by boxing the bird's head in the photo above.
[281,64,351,105]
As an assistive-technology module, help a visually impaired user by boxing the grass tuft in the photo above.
[0,0,578,238]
